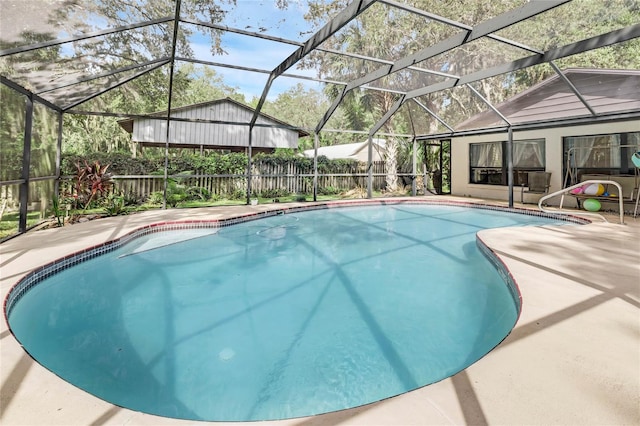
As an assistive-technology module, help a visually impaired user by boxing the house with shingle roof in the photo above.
[449,69,640,205]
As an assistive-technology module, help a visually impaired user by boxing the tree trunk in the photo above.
[385,137,398,192]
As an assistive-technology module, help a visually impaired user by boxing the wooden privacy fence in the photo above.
[58,161,386,201]
[250,161,385,195]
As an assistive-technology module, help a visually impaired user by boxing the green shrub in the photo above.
[169,152,248,175]
[186,186,210,201]
[319,186,340,195]
[102,193,126,216]
[166,180,187,207]
[121,191,142,206]
[62,152,160,175]
[146,180,187,207]
[253,151,312,169]
[228,188,246,200]
[259,188,290,198]
[51,194,64,226]
[148,191,164,205]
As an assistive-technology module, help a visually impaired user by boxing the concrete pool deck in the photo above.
[1,197,639,425]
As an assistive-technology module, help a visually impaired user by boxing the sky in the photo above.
[186,0,326,101]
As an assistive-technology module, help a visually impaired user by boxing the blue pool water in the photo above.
[8,204,567,421]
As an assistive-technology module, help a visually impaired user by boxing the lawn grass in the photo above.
[0,211,44,240]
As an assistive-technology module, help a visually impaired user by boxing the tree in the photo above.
[260,83,332,151]
[0,85,26,183]
[172,63,246,108]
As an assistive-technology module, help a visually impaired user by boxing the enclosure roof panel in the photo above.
[1,0,639,138]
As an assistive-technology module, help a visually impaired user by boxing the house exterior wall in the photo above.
[302,141,386,162]
[451,119,640,205]
[132,102,298,149]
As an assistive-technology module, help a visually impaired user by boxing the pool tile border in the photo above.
[476,236,522,316]
[3,199,588,325]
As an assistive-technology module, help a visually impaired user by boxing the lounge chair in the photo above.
[520,171,552,204]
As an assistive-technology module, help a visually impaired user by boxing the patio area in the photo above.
[1,197,639,425]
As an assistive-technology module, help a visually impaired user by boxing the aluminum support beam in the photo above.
[316,86,347,134]
[467,85,511,126]
[251,0,377,128]
[179,56,345,84]
[439,140,445,194]
[246,131,253,205]
[370,95,405,136]
[464,24,640,87]
[315,0,567,133]
[163,0,182,210]
[379,0,546,54]
[470,1,569,43]
[367,134,373,199]
[388,23,640,124]
[507,126,514,207]
[62,61,168,111]
[549,62,597,116]
[319,128,413,137]
[0,17,174,57]
[19,95,33,233]
[1,76,62,112]
[411,137,417,196]
[37,57,171,95]
[415,110,640,142]
[274,0,377,79]
[54,112,63,197]
[179,17,302,47]
[180,56,409,97]
[313,133,319,202]
[180,16,457,81]
[65,110,309,134]
[411,99,455,133]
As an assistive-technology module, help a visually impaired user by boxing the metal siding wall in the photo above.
[131,102,299,148]
[132,119,167,143]
[254,114,298,148]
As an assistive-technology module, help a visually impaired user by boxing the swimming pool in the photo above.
[6,203,571,421]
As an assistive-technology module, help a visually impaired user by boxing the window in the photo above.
[470,142,502,184]
[564,132,640,185]
[470,139,545,185]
